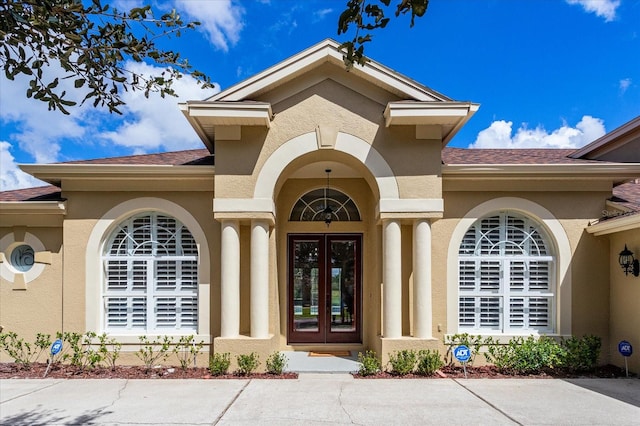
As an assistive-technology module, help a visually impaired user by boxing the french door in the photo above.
[288,234,362,344]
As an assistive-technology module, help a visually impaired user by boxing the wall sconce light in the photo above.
[322,169,333,227]
[618,244,640,277]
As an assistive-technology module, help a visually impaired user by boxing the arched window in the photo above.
[289,188,361,222]
[458,212,555,333]
[102,212,198,333]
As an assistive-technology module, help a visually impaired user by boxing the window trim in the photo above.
[102,212,199,334]
[457,212,556,334]
[446,197,572,336]
[85,198,210,338]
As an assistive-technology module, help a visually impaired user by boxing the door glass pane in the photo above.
[293,241,319,332]
[330,240,356,332]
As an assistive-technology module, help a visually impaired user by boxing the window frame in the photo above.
[457,212,556,334]
[102,212,199,335]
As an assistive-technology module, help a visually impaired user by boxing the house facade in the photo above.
[1,40,639,371]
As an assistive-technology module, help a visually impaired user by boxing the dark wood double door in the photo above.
[288,234,362,344]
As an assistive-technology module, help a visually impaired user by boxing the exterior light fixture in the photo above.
[618,244,640,277]
[323,169,333,227]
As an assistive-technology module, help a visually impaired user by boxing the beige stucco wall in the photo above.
[608,228,640,373]
[0,225,63,361]
[215,76,443,202]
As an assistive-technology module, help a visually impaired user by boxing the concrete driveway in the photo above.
[1,374,639,425]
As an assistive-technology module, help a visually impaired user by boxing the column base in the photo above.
[213,334,278,373]
[378,336,441,366]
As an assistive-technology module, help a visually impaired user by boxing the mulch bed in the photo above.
[0,362,298,380]
[353,364,630,379]
[1,362,629,380]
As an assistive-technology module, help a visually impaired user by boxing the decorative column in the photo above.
[250,219,270,338]
[413,219,433,338]
[220,220,240,337]
[383,219,402,338]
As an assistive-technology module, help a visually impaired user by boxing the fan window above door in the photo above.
[289,188,361,222]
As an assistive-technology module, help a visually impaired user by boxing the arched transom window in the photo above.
[289,188,361,222]
[458,212,555,334]
[102,212,198,333]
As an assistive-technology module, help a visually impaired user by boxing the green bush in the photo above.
[236,352,260,376]
[485,336,565,375]
[97,333,122,370]
[135,335,171,372]
[173,335,204,370]
[387,350,417,376]
[561,335,601,372]
[416,349,444,376]
[0,331,51,367]
[209,352,231,376]
[357,350,381,376]
[266,351,287,375]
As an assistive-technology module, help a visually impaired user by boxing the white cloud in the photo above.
[314,8,333,22]
[175,0,245,51]
[0,141,46,191]
[469,116,606,149]
[619,78,632,94]
[98,61,218,152]
[566,0,620,22]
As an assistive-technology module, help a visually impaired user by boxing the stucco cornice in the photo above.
[0,201,66,215]
[586,213,640,235]
[442,163,640,180]
[19,164,214,187]
[384,102,479,145]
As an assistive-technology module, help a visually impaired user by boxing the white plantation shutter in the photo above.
[103,213,198,334]
[458,212,554,333]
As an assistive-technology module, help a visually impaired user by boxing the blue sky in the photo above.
[1,0,639,190]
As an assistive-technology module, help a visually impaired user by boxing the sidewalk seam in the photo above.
[212,379,250,425]
[453,379,523,426]
[0,380,64,405]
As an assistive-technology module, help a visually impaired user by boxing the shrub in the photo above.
[485,336,565,375]
[236,352,260,376]
[561,335,601,372]
[173,335,204,370]
[266,351,287,375]
[209,352,231,376]
[97,333,122,370]
[135,335,172,372]
[416,349,443,376]
[387,350,417,376]
[357,350,381,376]
[0,331,51,367]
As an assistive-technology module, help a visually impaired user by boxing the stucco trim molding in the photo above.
[446,197,572,336]
[0,231,47,288]
[586,213,640,236]
[378,198,444,214]
[85,197,211,337]
[254,131,400,201]
[0,201,66,215]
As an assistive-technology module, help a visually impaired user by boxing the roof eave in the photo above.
[443,163,640,179]
[586,213,640,236]
[0,200,67,215]
[19,164,215,186]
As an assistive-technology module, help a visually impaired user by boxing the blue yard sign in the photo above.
[454,345,471,363]
[618,340,633,378]
[618,340,633,357]
[51,339,63,356]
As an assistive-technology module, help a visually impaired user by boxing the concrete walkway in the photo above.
[2,375,639,425]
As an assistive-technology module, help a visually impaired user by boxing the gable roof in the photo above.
[180,39,479,151]
[570,115,640,161]
[207,39,452,103]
